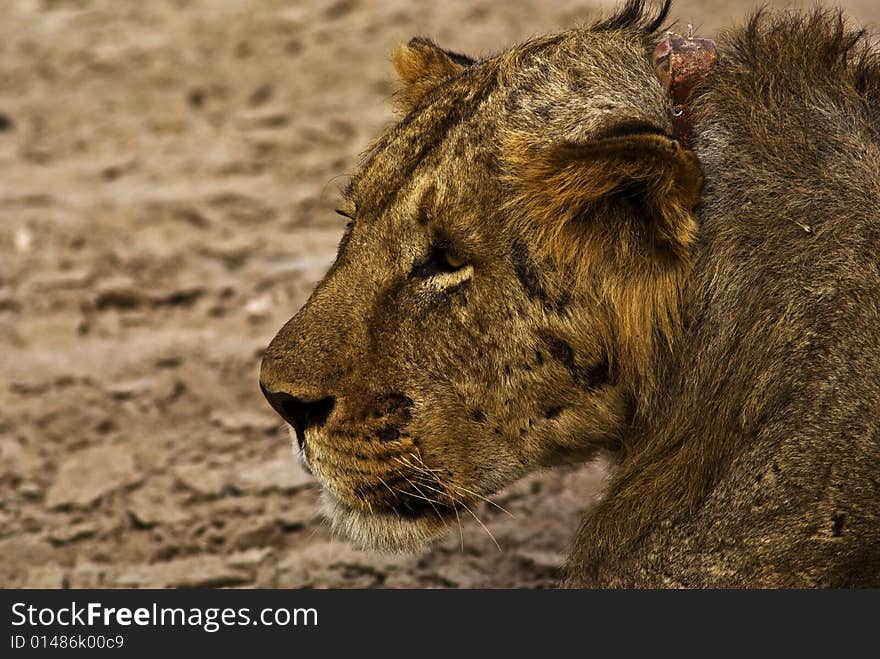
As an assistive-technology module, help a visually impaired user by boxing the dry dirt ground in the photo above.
[2,0,877,589]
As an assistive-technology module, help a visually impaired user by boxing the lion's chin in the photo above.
[320,490,452,553]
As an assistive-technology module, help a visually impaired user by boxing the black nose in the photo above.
[260,382,335,448]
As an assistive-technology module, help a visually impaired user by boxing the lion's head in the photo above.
[259,0,702,551]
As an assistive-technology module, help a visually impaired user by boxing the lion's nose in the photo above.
[259,382,335,448]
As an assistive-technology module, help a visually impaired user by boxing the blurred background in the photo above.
[1,0,877,588]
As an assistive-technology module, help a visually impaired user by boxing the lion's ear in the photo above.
[510,128,703,262]
[392,37,474,110]
[508,126,704,394]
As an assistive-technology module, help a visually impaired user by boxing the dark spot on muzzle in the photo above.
[376,425,401,442]
[374,392,414,420]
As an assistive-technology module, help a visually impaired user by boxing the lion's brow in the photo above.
[357,73,500,220]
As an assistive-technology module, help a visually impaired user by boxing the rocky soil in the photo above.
[2,0,876,588]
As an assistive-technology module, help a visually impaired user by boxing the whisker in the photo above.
[408,453,452,483]
[349,462,377,515]
[401,477,443,506]
[453,503,465,552]
[407,472,501,552]
[398,454,514,518]
[374,475,403,520]
[406,474,457,504]
[406,473,467,553]
[459,500,502,553]
[446,482,515,518]
[376,475,399,500]
[395,453,502,551]
[400,478,446,523]
[394,454,432,476]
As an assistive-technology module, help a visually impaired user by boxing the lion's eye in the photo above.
[335,193,357,221]
[443,250,467,270]
[411,245,468,278]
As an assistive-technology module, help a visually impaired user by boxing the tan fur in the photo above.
[505,129,701,394]
[261,1,880,587]
[392,37,472,110]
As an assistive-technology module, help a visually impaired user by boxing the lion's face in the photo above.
[260,27,702,551]
[259,119,624,550]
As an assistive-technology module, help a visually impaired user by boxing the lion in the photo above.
[259,0,880,587]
